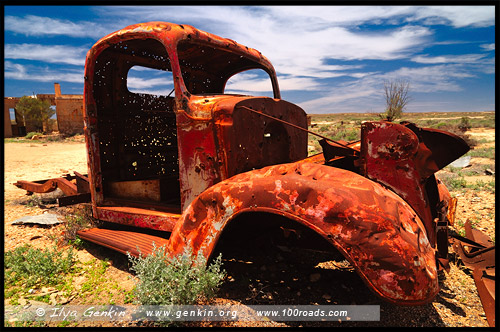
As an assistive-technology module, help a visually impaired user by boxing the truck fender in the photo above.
[167,162,439,305]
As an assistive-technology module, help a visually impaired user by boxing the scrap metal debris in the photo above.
[10,213,64,226]
[451,220,495,327]
[449,155,471,168]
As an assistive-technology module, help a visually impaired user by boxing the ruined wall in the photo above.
[55,96,84,135]
[3,97,38,136]
[4,98,17,137]
[5,83,85,137]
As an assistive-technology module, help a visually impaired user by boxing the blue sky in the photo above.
[4,5,496,114]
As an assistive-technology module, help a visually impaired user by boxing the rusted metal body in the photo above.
[15,21,492,312]
[168,162,439,304]
[451,221,495,326]
[14,171,91,206]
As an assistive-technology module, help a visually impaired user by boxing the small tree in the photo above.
[381,79,411,122]
[15,96,55,132]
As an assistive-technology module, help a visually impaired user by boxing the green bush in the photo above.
[128,244,225,305]
[467,147,495,159]
[62,210,96,246]
[458,117,471,131]
[446,177,468,191]
[467,180,495,193]
[5,245,75,288]
[25,131,41,139]
[327,128,360,142]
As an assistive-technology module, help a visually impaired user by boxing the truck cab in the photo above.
[83,22,308,231]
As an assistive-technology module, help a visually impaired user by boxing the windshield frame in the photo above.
[175,38,281,99]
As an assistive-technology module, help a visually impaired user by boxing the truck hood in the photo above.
[185,94,276,119]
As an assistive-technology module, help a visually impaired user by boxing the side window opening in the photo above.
[127,65,175,97]
[224,69,274,98]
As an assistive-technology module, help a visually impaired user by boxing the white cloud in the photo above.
[227,22,431,81]
[272,5,494,29]
[376,65,475,93]
[472,57,495,75]
[4,61,84,83]
[300,88,379,113]
[4,62,27,80]
[480,43,495,51]
[4,15,109,38]
[266,6,414,27]
[127,76,174,90]
[5,44,87,66]
[225,72,273,93]
[94,6,432,79]
[410,6,495,28]
[297,62,482,113]
[276,76,322,92]
[6,6,489,82]
[411,54,486,64]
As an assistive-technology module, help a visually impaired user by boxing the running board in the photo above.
[77,227,170,257]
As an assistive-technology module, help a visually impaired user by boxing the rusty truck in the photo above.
[14,22,494,323]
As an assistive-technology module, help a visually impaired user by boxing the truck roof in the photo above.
[87,21,276,78]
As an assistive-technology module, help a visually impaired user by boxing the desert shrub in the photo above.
[47,135,63,142]
[381,79,411,121]
[61,205,97,246]
[23,194,43,207]
[327,128,360,142]
[436,124,478,148]
[25,131,41,139]
[467,180,495,193]
[458,117,471,131]
[467,147,495,159]
[5,245,75,288]
[128,244,225,306]
[437,173,468,192]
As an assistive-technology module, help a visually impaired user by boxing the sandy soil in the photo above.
[4,141,88,203]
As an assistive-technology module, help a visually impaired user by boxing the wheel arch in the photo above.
[168,162,439,305]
